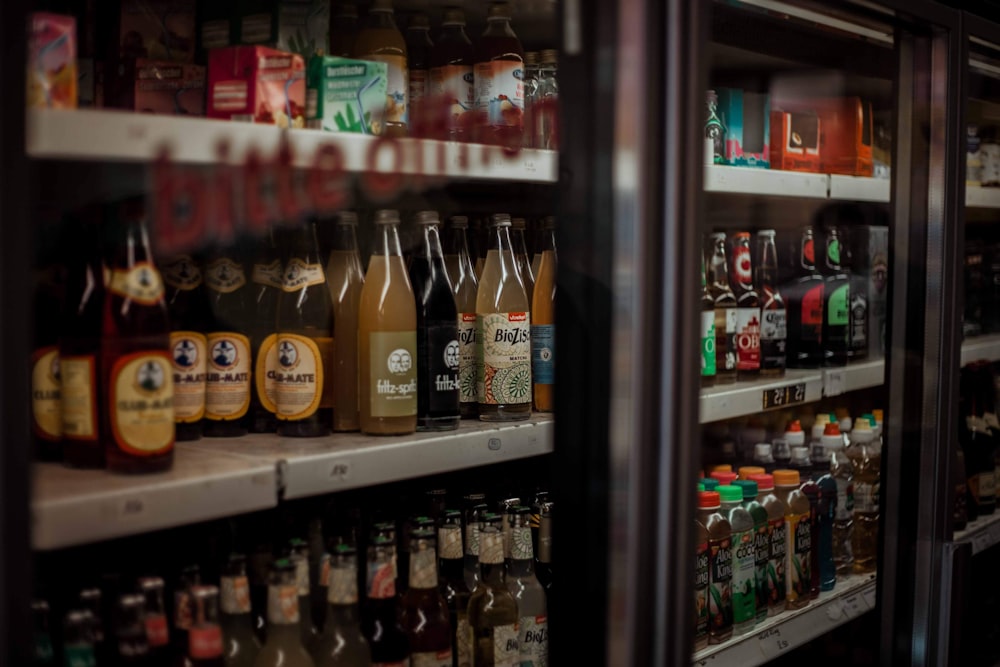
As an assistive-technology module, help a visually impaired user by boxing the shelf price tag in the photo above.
[757,627,793,660]
[825,369,845,397]
[843,592,867,618]
[761,383,807,410]
[861,584,877,610]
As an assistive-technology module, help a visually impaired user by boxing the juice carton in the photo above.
[107,59,205,115]
[770,110,821,173]
[717,88,770,169]
[306,55,388,134]
[28,13,78,109]
[207,46,306,127]
[119,0,196,62]
[237,0,331,60]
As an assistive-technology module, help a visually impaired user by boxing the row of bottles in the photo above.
[956,360,1000,530]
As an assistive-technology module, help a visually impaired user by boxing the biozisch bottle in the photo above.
[325,212,365,432]
[507,508,548,666]
[442,216,479,418]
[467,526,519,666]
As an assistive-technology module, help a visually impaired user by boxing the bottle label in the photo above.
[409,69,428,106]
[801,284,824,340]
[477,312,531,406]
[431,64,474,132]
[64,645,96,667]
[189,625,223,658]
[169,331,207,423]
[854,481,880,513]
[274,334,325,420]
[456,613,472,667]
[827,284,850,326]
[254,333,280,414]
[205,332,252,420]
[60,355,98,440]
[458,313,477,404]
[474,60,524,127]
[161,255,202,290]
[769,517,786,606]
[368,54,408,126]
[109,351,174,456]
[109,263,165,304]
[369,330,418,417]
[531,323,555,385]
[281,258,326,292]
[293,556,309,595]
[31,346,61,441]
[144,614,168,647]
[835,478,854,520]
[753,522,770,617]
[267,584,299,624]
[511,525,533,560]
[439,527,464,559]
[252,259,284,289]
[518,615,548,666]
[695,540,709,640]
[479,530,504,565]
[410,547,438,589]
[220,575,251,614]
[423,323,460,413]
[205,258,246,293]
[367,560,396,599]
[328,566,358,605]
[485,623,519,666]
[786,512,811,603]
[715,307,737,372]
[708,537,733,635]
[175,590,192,630]
[412,651,452,667]
[466,523,480,556]
[700,311,716,377]
[732,528,756,625]
[850,292,868,349]
[761,308,787,341]
[982,473,997,499]
[735,307,761,371]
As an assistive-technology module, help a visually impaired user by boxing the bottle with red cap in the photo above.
[710,470,738,487]
[774,470,811,610]
[697,491,733,644]
[738,466,765,481]
[748,473,786,616]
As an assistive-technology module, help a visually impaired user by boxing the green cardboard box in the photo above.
[306,55,388,135]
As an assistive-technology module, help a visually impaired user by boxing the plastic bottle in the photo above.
[848,418,880,573]
[827,435,855,574]
[698,491,732,644]
[695,516,709,651]
[774,470,811,610]
[474,1,525,147]
[748,474,786,616]
[719,485,755,636]
[752,444,775,474]
[710,471,738,487]
[354,0,408,137]
[735,480,769,625]
[809,414,831,478]
[818,423,843,478]
[799,479,821,599]
[789,447,812,481]
[699,478,719,493]
[816,474,838,591]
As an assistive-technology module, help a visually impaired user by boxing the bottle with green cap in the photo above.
[747,473,786,616]
[468,525,519,666]
[256,559,315,667]
[698,491,732,644]
[719,485,755,635]
[735,480,768,625]
[774,470,811,610]
[700,478,719,493]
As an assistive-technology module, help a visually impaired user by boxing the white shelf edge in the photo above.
[954,510,1000,555]
[704,165,828,199]
[961,334,1000,366]
[828,174,890,203]
[693,573,878,667]
[699,371,824,424]
[26,108,558,183]
[822,358,885,397]
[966,185,1000,209]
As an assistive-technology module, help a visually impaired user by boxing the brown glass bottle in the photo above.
[204,243,253,437]
[101,199,174,474]
[60,214,106,467]
[354,0,408,137]
[730,232,760,380]
[328,3,358,58]
[161,254,211,441]
[406,13,433,131]
[113,594,151,663]
[402,529,453,666]
[361,536,410,665]
[324,213,365,433]
[706,233,737,384]
[430,8,475,141]
[250,229,282,433]
[187,585,225,667]
[474,2,524,147]
[438,512,471,667]
[32,242,63,462]
[755,230,787,378]
[275,221,334,437]
[219,553,261,667]
[700,254,716,388]
[138,577,171,666]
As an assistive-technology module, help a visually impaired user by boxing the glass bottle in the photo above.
[535,502,553,595]
[845,231,869,362]
[354,0,408,137]
[249,546,274,643]
[705,90,726,165]
[438,511,471,667]
[310,545,371,667]
[474,2,524,147]
[533,49,558,150]
[706,232,737,384]
[821,227,850,367]
[78,588,107,664]
[472,218,486,282]
[401,529,453,665]
[325,212,365,432]
[188,586,225,667]
[730,232,760,380]
[32,239,62,462]
[442,216,479,419]
[507,508,548,666]
[220,554,261,667]
[60,214,107,467]
[409,211,460,431]
[476,214,532,421]
[249,228,282,434]
[785,227,825,368]
[700,254,716,388]
[328,3,358,58]
[101,198,174,473]
[138,577,170,665]
[406,13,433,128]
[63,609,98,667]
[113,594,150,663]
[510,218,535,302]
[362,537,410,665]
[174,565,203,658]
[467,526,519,666]
[275,220,334,437]
[358,210,418,435]
[161,254,210,441]
[755,230,786,378]
[430,8,475,141]
[531,218,556,413]
[255,560,316,667]
[290,539,317,646]
[203,242,252,437]
[463,496,487,592]
[521,51,538,149]
[33,599,54,665]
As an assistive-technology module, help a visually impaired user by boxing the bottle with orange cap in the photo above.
[698,490,733,644]
[738,466,765,480]
[773,469,811,610]
[748,473,786,616]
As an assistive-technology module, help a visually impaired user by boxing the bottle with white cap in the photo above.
[789,447,812,481]
[825,426,854,574]
[752,443,775,474]
[809,414,831,478]
[777,421,805,470]
[847,417,879,573]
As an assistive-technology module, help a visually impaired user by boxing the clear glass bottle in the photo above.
[521,51,539,149]
[113,594,150,663]
[137,577,170,665]
[506,508,548,666]
[438,511,471,667]
[510,218,535,302]
[188,586,225,667]
[310,545,371,667]
[533,49,558,150]
[401,529,453,665]
[255,560,315,667]
[467,526,519,666]
[63,609,98,667]
[325,212,365,432]
[443,216,480,419]
[220,554,261,667]
[361,536,409,664]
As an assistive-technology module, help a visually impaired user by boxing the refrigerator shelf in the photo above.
[953,511,1000,555]
[25,108,559,183]
[31,416,553,550]
[960,333,1000,366]
[692,572,878,667]
[705,165,890,202]
[965,185,1000,209]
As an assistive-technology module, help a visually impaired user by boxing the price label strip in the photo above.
[757,627,793,661]
[761,383,808,410]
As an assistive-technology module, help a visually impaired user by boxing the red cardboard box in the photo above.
[207,46,305,127]
[774,97,874,176]
[107,59,205,115]
[770,110,821,173]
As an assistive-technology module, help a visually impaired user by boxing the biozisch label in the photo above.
[477,312,531,406]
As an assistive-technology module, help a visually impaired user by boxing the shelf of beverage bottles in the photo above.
[30,415,553,550]
[692,572,878,667]
[965,185,1000,209]
[699,360,885,423]
[704,165,891,202]
[960,333,1000,366]
[26,108,559,183]
[953,511,1000,555]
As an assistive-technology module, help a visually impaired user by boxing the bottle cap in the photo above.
[336,211,358,226]
[790,447,810,464]
[709,231,726,242]
[697,482,705,492]
[540,49,558,65]
[733,480,758,499]
[734,231,750,240]
[414,210,440,225]
[718,485,744,503]
[710,471,738,486]
[699,478,719,491]
[374,209,400,225]
[773,469,800,486]
[753,443,772,459]
[450,215,468,228]
[487,2,512,19]
[698,491,721,509]
[738,466,765,480]
[785,420,806,446]
[409,13,430,28]
[524,51,538,65]
[512,217,527,229]
[839,416,853,433]
[490,213,512,227]
[710,464,733,473]
[757,229,776,237]
[748,473,774,491]
[872,409,884,423]
[442,8,465,24]
[851,418,875,443]
[862,412,876,424]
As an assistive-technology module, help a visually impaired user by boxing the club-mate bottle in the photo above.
[249,228,282,433]
[161,254,210,441]
[443,216,479,418]
[325,212,365,432]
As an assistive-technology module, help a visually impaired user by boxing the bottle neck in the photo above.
[324,602,361,630]
[484,17,515,38]
[440,555,466,582]
[508,557,535,577]
[489,225,514,252]
[374,223,404,258]
[538,517,552,565]
[290,223,322,263]
[417,225,445,261]
[368,9,397,30]
[331,223,360,253]
[480,561,506,585]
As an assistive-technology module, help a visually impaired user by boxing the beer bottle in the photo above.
[289,539,317,646]
[706,233,737,384]
[536,502,553,595]
[274,221,335,438]
[755,230,786,378]
[60,214,107,467]
[785,227,824,368]
[507,508,548,667]
[409,211,460,431]
[438,511,471,667]
[700,254,717,387]
[161,254,210,441]
[114,594,151,663]
[32,239,63,461]
[498,498,521,566]
[359,210,418,436]
[730,232,760,380]
[249,545,275,643]
[467,526,519,666]
[220,554,261,667]
[79,588,108,664]
[188,586,225,667]
[310,545,371,667]
[362,536,410,665]
[138,577,170,666]
[401,529,453,666]
[204,243,253,437]
[63,609,98,667]
[324,212,365,433]
[174,565,202,658]
[511,217,535,302]
[442,216,479,418]
[821,227,849,367]
[462,496,487,592]
[101,199,174,474]
[250,229,283,434]
[531,217,556,412]
[256,560,316,667]
[846,231,869,362]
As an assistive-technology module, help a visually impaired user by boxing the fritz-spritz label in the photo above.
[32,346,61,440]
[109,351,174,455]
[273,334,324,421]
[369,331,418,418]
[205,332,251,420]
[477,312,531,406]
[109,263,164,304]
[205,257,246,293]
[169,331,207,423]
